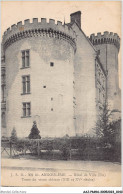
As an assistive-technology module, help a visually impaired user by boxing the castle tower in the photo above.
[1,44,6,137]
[89,32,121,114]
[1,11,121,138]
[2,18,76,137]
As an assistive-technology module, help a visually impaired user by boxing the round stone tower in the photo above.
[89,32,121,113]
[2,18,76,137]
[1,44,6,137]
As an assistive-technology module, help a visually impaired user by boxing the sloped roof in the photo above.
[66,21,97,52]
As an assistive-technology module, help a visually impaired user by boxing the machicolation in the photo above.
[1,10,121,139]
[89,32,120,51]
[2,18,76,52]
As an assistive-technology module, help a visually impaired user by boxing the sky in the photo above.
[1,1,121,86]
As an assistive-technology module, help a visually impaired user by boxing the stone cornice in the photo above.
[2,18,76,52]
[89,32,120,52]
[3,28,76,52]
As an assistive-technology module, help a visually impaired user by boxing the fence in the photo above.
[1,137,121,162]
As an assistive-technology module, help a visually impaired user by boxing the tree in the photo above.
[95,102,120,144]
[108,118,121,144]
[10,127,18,143]
[28,121,41,139]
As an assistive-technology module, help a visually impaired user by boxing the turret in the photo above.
[2,17,76,138]
[1,43,6,137]
[89,32,121,114]
[89,32,120,52]
[2,18,76,52]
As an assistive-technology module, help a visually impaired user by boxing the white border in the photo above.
[0,0,123,193]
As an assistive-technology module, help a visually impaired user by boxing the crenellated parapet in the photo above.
[2,18,76,51]
[89,31,120,51]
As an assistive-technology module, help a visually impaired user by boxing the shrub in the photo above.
[10,128,17,143]
[28,121,41,139]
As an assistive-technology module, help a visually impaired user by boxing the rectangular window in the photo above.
[22,50,30,68]
[27,76,30,93]
[26,50,29,67]
[22,51,25,67]
[22,75,30,94]
[22,102,31,117]
[50,62,54,67]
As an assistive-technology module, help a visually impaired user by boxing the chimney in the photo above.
[70,11,81,28]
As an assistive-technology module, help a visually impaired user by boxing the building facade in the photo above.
[1,11,121,138]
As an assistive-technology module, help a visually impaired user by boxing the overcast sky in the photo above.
[1,1,121,86]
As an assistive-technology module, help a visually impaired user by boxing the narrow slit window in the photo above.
[50,62,54,67]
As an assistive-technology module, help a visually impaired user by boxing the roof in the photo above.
[67,21,97,52]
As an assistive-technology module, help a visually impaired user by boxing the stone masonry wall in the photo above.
[4,19,75,137]
[72,23,97,136]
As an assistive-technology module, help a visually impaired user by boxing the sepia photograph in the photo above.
[1,1,122,188]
